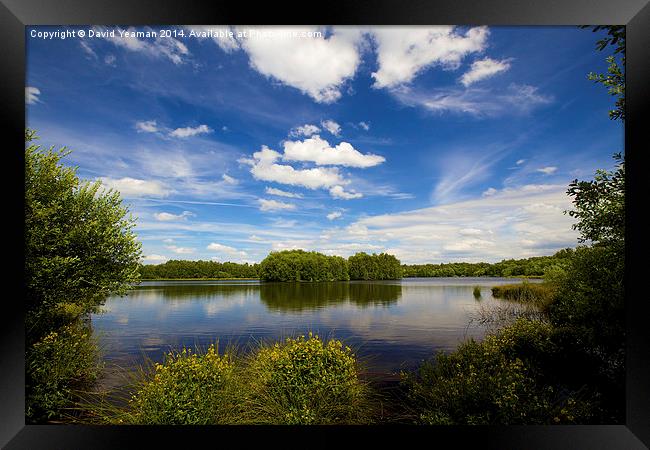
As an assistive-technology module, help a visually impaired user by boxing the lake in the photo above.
[91,277,539,388]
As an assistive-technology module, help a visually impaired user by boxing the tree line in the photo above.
[138,250,576,280]
[402,249,575,278]
[139,259,259,279]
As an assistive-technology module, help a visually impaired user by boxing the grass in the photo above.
[491,282,555,307]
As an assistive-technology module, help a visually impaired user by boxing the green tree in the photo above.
[581,25,625,121]
[25,129,142,421]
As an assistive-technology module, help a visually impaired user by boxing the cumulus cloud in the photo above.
[460,57,512,86]
[320,119,341,137]
[282,135,385,168]
[99,177,171,197]
[169,124,212,138]
[370,26,489,89]
[327,211,343,220]
[25,87,41,104]
[289,124,321,137]
[265,187,303,198]
[236,27,363,103]
[240,146,348,190]
[258,198,297,211]
[358,121,370,131]
[329,185,363,199]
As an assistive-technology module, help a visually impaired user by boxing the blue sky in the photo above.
[25,25,623,264]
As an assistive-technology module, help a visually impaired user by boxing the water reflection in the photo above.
[259,281,402,312]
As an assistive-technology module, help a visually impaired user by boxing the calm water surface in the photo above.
[92,278,538,386]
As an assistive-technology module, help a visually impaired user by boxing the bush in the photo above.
[26,321,102,422]
[122,344,238,425]
[402,319,595,425]
[245,333,372,424]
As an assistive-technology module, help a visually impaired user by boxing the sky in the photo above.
[25,25,624,265]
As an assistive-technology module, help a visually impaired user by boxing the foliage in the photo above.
[581,25,625,121]
[25,321,102,422]
[402,319,595,425]
[25,129,142,341]
[245,333,372,424]
[122,345,239,425]
[259,250,349,282]
[402,249,574,278]
[139,259,259,279]
[25,129,142,422]
[348,252,403,280]
[565,153,625,248]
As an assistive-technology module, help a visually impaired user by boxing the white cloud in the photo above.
[339,184,578,263]
[482,187,498,197]
[165,245,195,254]
[282,135,385,168]
[327,211,343,220]
[460,57,512,86]
[258,198,297,211]
[289,124,321,138]
[358,121,370,131]
[240,146,348,190]
[207,242,246,255]
[154,211,194,221]
[135,120,158,133]
[142,254,168,263]
[516,159,525,165]
[100,26,190,65]
[222,174,238,185]
[265,187,303,198]
[370,26,489,89]
[392,83,552,116]
[25,87,41,104]
[537,166,558,175]
[329,185,363,200]
[99,177,171,197]
[235,26,363,103]
[320,119,341,137]
[169,124,212,138]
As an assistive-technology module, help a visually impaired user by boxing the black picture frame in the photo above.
[2,0,648,448]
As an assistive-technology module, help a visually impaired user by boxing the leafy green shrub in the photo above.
[473,286,481,298]
[26,321,102,422]
[123,344,238,424]
[245,333,372,424]
[402,319,594,425]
